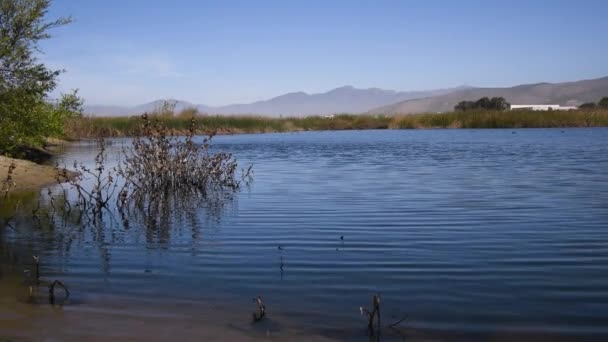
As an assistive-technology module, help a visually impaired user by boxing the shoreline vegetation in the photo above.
[3,108,608,197]
[65,109,608,138]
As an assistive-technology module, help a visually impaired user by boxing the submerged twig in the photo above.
[360,294,381,333]
[252,296,266,322]
[388,315,408,328]
[25,256,70,305]
[33,255,40,284]
[48,280,70,305]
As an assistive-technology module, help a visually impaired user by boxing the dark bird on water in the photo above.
[340,236,344,240]
[277,245,283,250]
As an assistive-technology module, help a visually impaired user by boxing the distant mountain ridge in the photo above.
[85,100,203,117]
[84,76,608,116]
[369,76,608,114]
[83,85,467,117]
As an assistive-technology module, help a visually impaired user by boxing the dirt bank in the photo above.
[0,155,75,194]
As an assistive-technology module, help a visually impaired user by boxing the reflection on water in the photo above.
[2,128,608,340]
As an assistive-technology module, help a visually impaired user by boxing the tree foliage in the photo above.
[454,97,510,111]
[579,102,597,109]
[0,0,74,155]
[599,97,608,109]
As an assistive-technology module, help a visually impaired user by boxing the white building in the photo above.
[510,104,577,111]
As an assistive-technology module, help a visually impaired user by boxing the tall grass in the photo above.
[389,109,608,129]
[64,109,608,138]
[64,113,393,138]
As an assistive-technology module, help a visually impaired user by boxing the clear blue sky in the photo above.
[42,0,608,106]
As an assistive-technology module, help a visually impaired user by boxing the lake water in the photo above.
[2,128,608,340]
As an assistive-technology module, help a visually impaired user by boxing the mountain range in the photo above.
[83,86,468,116]
[370,76,608,114]
[84,76,608,116]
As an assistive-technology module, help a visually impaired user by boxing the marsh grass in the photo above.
[390,109,608,129]
[65,109,608,138]
[65,113,394,138]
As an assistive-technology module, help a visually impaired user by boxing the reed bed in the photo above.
[389,109,608,129]
[64,109,608,138]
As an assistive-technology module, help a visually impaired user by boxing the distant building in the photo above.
[510,104,577,111]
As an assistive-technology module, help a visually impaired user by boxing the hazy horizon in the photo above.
[44,0,608,106]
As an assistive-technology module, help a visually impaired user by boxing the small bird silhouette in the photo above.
[277,245,283,250]
[340,236,344,241]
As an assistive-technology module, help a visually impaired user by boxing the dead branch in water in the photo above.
[25,256,70,305]
[48,280,70,305]
[360,294,381,333]
[252,296,266,322]
[1,161,16,198]
[388,315,408,328]
[33,255,40,284]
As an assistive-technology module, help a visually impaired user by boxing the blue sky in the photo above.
[42,0,608,106]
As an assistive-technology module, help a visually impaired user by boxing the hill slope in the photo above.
[370,76,608,114]
[83,86,464,116]
[208,85,464,116]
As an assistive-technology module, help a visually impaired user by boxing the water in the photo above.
[2,128,608,340]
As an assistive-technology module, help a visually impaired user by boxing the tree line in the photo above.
[579,97,608,109]
[454,97,510,111]
[456,96,608,112]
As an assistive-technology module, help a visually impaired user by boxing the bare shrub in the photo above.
[118,114,252,208]
[58,139,119,221]
[51,113,252,225]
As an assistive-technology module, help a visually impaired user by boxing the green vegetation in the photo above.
[64,108,608,138]
[64,110,394,138]
[578,97,608,110]
[454,97,510,111]
[0,0,81,156]
[579,102,597,109]
[390,109,608,129]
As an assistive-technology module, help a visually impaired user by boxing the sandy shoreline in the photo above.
[0,272,339,342]
[0,155,76,194]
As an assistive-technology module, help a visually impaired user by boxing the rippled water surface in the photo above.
[2,128,608,339]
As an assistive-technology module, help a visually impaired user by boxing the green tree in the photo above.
[454,97,510,111]
[56,89,84,116]
[598,97,608,109]
[0,0,72,155]
[579,102,596,109]
[489,97,510,110]
[475,97,491,109]
[454,100,476,111]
